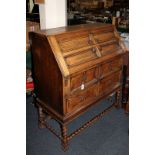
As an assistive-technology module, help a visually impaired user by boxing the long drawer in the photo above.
[66,83,98,113]
[70,57,122,92]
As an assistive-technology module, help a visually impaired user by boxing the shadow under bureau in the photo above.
[29,23,127,151]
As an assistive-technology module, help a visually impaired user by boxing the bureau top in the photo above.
[30,23,126,78]
[34,23,113,36]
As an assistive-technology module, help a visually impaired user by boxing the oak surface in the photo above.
[30,23,127,151]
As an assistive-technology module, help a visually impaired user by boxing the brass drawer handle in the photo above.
[92,47,96,52]
[91,47,102,58]
[96,50,102,58]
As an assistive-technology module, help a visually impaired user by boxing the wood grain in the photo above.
[30,23,125,151]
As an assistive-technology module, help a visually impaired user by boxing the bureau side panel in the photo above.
[30,33,63,114]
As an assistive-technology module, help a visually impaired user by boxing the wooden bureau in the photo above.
[29,23,127,151]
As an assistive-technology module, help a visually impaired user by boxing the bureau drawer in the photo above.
[99,71,122,95]
[100,57,122,77]
[70,57,122,91]
[70,67,97,91]
[66,84,98,113]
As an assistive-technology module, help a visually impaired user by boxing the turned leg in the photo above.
[115,89,121,108]
[60,124,69,151]
[38,107,45,128]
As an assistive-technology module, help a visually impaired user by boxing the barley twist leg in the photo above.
[60,124,69,151]
[38,107,45,128]
[115,89,121,108]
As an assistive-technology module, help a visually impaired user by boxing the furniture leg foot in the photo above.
[60,124,69,151]
[61,142,69,152]
[115,90,121,108]
[38,107,45,128]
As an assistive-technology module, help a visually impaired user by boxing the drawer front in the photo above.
[99,71,122,95]
[66,84,97,113]
[100,57,122,77]
[70,67,97,91]
[70,57,122,91]
[67,70,122,113]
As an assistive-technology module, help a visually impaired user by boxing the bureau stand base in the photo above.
[37,89,121,151]
[38,101,119,151]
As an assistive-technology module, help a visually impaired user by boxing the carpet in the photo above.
[26,96,129,155]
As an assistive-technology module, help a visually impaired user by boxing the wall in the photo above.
[39,0,67,29]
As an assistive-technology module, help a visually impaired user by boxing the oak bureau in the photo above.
[29,23,127,151]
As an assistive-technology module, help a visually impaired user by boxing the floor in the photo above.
[26,96,129,155]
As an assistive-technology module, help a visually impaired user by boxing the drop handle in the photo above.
[92,47,96,52]
[92,47,102,58]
